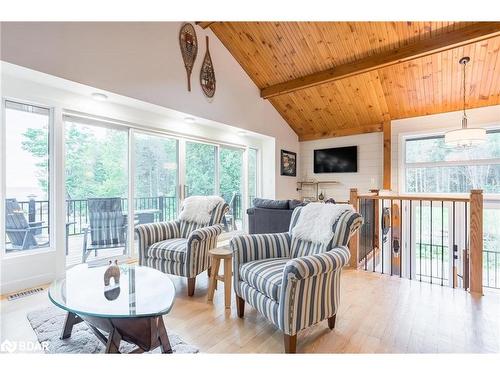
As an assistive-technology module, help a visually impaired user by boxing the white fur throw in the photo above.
[178,195,225,224]
[291,203,354,245]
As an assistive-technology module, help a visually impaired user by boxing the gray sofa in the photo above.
[247,198,305,234]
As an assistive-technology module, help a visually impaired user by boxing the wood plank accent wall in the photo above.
[469,189,484,295]
[207,22,500,141]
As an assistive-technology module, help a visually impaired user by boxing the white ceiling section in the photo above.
[0,22,300,199]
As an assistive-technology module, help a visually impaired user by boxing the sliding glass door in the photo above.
[219,146,244,231]
[185,141,217,197]
[64,117,129,266]
[133,132,179,226]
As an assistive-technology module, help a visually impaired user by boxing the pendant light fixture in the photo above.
[444,57,486,148]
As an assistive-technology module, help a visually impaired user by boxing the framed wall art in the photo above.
[280,149,297,177]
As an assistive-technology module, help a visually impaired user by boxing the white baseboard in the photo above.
[1,272,54,296]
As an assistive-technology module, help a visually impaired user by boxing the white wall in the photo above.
[392,104,500,193]
[299,133,383,202]
[0,22,299,199]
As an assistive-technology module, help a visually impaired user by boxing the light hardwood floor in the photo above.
[2,269,500,353]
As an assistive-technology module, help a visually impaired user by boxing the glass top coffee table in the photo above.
[49,263,176,353]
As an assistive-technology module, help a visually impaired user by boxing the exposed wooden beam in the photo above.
[383,120,391,190]
[298,123,383,141]
[261,22,500,99]
[195,22,216,29]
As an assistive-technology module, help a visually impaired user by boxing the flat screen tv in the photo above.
[314,146,358,173]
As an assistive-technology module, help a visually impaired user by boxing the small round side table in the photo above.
[207,246,233,309]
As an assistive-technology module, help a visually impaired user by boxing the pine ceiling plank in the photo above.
[261,22,500,99]
[210,22,500,140]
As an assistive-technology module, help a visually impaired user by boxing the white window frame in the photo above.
[63,114,132,261]
[399,126,500,200]
[1,98,56,259]
[1,97,261,266]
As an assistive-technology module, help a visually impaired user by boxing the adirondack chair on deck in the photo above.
[5,198,48,250]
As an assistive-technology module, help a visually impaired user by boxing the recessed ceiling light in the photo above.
[184,117,196,123]
[91,92,108,101]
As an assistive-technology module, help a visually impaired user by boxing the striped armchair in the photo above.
[135,201,229,296]
[231,206,362,353]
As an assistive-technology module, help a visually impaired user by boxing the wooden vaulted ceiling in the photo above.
[201,22,500,141]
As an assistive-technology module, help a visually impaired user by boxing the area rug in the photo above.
[27,306,199,354]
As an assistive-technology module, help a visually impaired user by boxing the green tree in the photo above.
[21,128,49,193]
[23,126,250,207]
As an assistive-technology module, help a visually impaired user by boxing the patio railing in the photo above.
[14,193,250,237]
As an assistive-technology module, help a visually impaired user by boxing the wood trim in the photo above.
[298,123,383,141]
[357,194,470,203]
[383,121,391,190]
[369,189,380,248]
[261,22,500,99]
[349,188,359,268]
[469,189,483,295]
[196,22,216,29]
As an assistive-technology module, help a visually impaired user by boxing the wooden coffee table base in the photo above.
[60,312,173,354]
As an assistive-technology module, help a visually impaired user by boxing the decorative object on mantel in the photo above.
[280,149,297,177]
[200,36,216,98]
[444,56,486,148]
[318,191,325,201]
[179,23,198,92]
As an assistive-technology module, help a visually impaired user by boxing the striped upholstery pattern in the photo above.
[279,246,350,335]
[147,238,188,262]
[185,224,223,277]
[179,221,206,238]
[239,258,288,301]
[232,205,362,337]
[231,232,291,295]
[136,221,180,265]
[240,281,281,328]
[135,201,228,279]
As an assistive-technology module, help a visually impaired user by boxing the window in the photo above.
[4,100,51,252]
[404,129,500,288]
[404,130,500,194]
